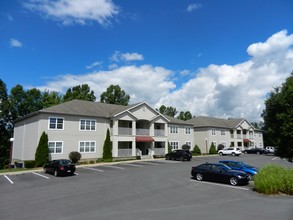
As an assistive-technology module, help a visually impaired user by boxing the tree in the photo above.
[177,111,193,121]
[42,90,62,108]
[157,105,178,117]
[63,84,96,102]
[262,72,293,162]
[9,84,27,121]
[102,129,112,161]
[192,144,201,155]
[35,132,49,167]
[100,85,130,106]
[209,142,217,154]
[69,151,81,163]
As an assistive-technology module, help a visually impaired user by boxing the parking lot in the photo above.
[1,154,292,220]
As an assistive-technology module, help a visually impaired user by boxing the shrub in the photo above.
[24,160,35,168]
[192,145,201,155]
[103,129,112,161]
[69,151,81,163]
[209,143,217,154]
[254,164,293,195]
[89,160,95,164]
[96,158,103,163]
[217,144,225,151]
[35,132,49,167]
[182,144,191,150]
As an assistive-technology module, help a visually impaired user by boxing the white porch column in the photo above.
[164,123,168,136]
[150,123,154,136]
[132,121,136,135]
[112,138,118,157]
[132,139,136,156]
[165,140,168,154]
[113,119,118,135]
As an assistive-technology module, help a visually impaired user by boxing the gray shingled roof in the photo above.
[164,115,194,125]
[187,116,244,129]
[40,100,139,118]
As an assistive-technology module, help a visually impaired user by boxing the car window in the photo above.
[60,160,71,165]
[200,164,210,170]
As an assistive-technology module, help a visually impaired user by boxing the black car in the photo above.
[165,149,192,161]
[44,159,76,177]
[243,147,266,154]
[191,162,249,186]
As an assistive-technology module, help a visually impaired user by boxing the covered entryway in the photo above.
[136,136,154,155]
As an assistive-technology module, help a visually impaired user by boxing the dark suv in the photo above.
[165,149,192,161]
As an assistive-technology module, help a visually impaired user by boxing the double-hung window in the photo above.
[49,117,64,130]
[211,129,216,136]
[185,127,191,135]
[170,126,178,134]
[79,141,96,153]
[80,119,96,131]
[48,141,63,154]
[170,141,179,150]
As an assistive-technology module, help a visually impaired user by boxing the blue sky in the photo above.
[1,0,293,122]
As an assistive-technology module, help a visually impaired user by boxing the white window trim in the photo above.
[185,127,191,135]
[79,119,96,131]
[79,141,96,153]
[48,141,63,154]
[169,126,179,134]
[170,141,179,150]
[211,129,216,136]
[185,141,192,147]
[48,117,64,130]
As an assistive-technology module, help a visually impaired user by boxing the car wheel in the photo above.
[244,151,247,154]
[196,173,203,181]
[247,174,253,181]
[229,177,238,186]
[179,157,184,161]
[187,158,191,161]
[166,155,170,160]
[219,152,223,156]
[54,170,58,177]
[231,152,236,156]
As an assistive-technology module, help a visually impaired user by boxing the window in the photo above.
[170,126,178,134]
[211,129,216,135]
[48,141,63,154]
[185,141,192,147]
[79,141,96,153]
[221,130,225,135]
[185,127,191,134]
[170,141,179,150]
[80,119,96,131]
[49,117,64,130]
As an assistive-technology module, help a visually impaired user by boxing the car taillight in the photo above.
[59,166,64,170]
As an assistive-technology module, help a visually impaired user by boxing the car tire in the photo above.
[219,152,223,156]
[166,155,170,160]
[196,173,203,181]
[244,151,247,154]
[247,174,253,181]
[231,152,236,156]
[187,158,191,161]
[54,170,58,177]
[229,177,238,186]
[179,157,184,161]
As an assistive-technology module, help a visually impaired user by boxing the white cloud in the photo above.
[186,3,202,12]
[110,51,144,62]
[23,0,119,26]
[10,38,22,47]
[36,30,293,122]
[86,61,103,69]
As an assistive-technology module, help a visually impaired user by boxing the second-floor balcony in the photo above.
[118,127,132,135]
[136,128,149,135]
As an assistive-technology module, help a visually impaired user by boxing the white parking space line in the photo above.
[136,161,159,165]
[4,175,14,184]
[74,172,79,175]
[272,157,279,160]
[83,167,104,172]
[190,179,249,191]
[122,163,144,167]
[158,160,180,164]
[103,165,125,170]
[32,172,50,179]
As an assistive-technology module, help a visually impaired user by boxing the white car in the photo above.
[265,146,275,154]
[218,147,242,156]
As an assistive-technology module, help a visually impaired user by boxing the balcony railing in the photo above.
[118,127,132,135]
[154,129,165,136]
[136,128,149,135]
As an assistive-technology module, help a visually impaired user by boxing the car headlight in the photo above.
[237,175,245,179]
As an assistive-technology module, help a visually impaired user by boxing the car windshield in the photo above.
[59,160,71,165]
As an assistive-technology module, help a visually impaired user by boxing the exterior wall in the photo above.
[168,124,194,150]
[254,131,264,148]
[129,104,158,120]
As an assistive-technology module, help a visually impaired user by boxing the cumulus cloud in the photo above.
[23,0,119,26]
[37,30,293,122]
[10,38,22,47]
[186,3,202,12]
[86,61,103,69]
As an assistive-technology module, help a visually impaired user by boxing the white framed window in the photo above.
[49,117,64,130]
[170,126,178,134]
[221,130,225,135]
[79,141,96,153]
[48,141,63,154]
[185,127,191,135]
[211,129,216,136]
[80,119,96,131]
[170,141,179,150]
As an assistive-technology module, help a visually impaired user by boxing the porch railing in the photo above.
[118,149,132,157]
[154,129,165,136]
[136,128,149,135]
[118,127,132,135]
[154,148,165,156]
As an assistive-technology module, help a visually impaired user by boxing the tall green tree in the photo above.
[102,129,112,161]
[63,84,96,102]
[41,90,62,108]
[9,84,27,120]
[177,111,193,121]
[157,105,178,117]
[262,72,293,161]
[35,131,49,167]
[100,85,130,106]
